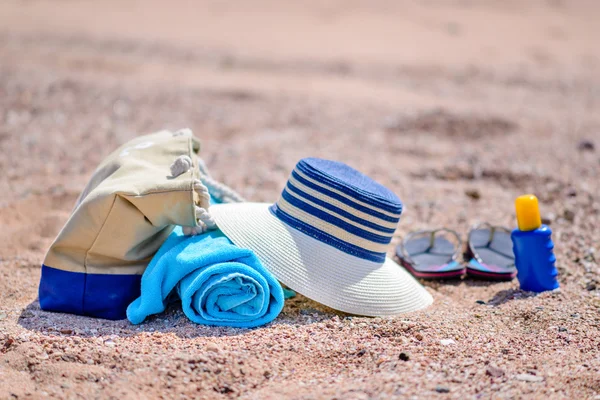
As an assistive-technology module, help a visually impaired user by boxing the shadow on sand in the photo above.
[17,293,342,340]
[422,277,538,307]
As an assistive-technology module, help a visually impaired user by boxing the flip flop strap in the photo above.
[399,228,462,266]
[468,223,514,264]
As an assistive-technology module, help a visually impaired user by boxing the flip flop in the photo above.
[395,229,465,279]
[466,223,516,280]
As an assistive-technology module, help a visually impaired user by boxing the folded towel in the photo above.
[282,287,297,299]
[127,227,285,328]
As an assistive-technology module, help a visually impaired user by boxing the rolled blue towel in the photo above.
[127,227,285,328]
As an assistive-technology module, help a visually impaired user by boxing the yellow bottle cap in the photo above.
[515,194,542,231]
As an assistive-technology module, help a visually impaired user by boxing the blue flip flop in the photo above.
[466,223,516,280]
[396,229,465,279]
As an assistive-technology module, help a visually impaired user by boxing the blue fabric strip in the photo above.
[296,159,403,214]
[281,189,391,244]
[39,265,141,320]
[285,181,397,234]
[291,170,400,223]
[270,204,386,263]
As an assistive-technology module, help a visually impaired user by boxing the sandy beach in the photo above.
[1,0,599,398]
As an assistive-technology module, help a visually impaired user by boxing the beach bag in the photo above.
[39,129,212,320]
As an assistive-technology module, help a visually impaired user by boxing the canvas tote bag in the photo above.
[39,129,210,319]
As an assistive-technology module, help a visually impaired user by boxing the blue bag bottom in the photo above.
[39,265,141,320]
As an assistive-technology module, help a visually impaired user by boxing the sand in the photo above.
[1,0,599,398]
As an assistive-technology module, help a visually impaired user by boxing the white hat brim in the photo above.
[210,203,433,317]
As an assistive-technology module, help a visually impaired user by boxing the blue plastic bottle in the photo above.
[511,195,559,292]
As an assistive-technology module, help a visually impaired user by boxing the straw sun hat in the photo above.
[210,158,432,316]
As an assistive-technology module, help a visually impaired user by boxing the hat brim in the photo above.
[210,203,433,317]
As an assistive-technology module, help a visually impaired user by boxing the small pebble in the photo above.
[558,327,567,333]
[104,339,116,347]
[399,352,410,361]
[586,282,597,291]
[435,385,450,393]
[541,213,555,225]
[515,374,544,382]
[4,338,14,349]
[206,344,220,353]
[563,209,575,222]
[486,365,505,377]
[584,248,596,262]
[465,188,481,200]
[577,139,595,152]
[440,339,455,346]
[59,329,73,335]
[475,300,486,305]
[218,385,235,394]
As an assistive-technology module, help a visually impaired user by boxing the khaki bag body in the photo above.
[39,130,209,319]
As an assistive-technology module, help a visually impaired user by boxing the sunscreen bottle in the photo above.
[511,194,559,292]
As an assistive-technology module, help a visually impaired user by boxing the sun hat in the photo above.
[209,158,433,316]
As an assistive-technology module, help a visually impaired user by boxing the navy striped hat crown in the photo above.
[269,158,403,263]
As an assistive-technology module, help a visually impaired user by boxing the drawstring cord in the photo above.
[170,153,244,236]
